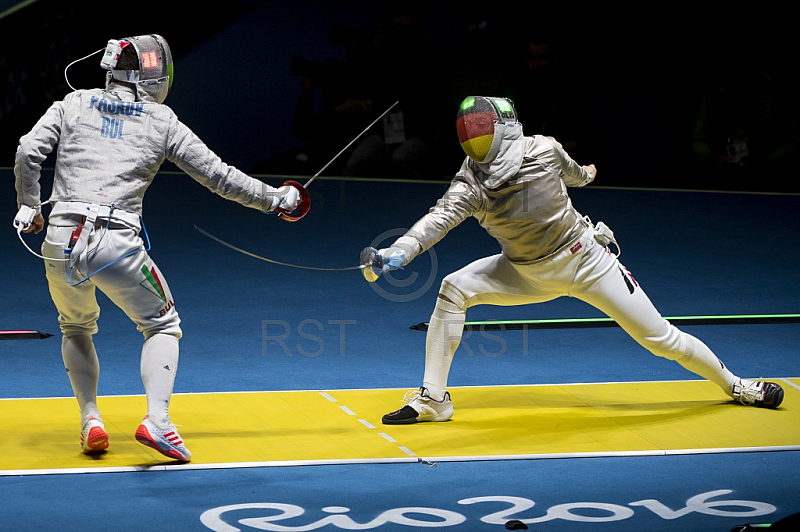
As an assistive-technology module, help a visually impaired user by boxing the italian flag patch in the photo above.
[140,265,167,302]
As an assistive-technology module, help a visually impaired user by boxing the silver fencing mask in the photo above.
[101,34,174,104]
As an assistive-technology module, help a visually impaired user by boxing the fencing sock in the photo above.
[422,296,465,401]
[141,333,180,428]
[62,334,101,422]
[678,334,739,396]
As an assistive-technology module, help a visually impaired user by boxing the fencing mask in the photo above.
[101,35,173,104]
[456,96,518,163]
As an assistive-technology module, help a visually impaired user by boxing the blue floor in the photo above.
[2,170,799,530]
[3,452,799,531]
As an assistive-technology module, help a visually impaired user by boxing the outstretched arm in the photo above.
[362,178,480,282]
[166,118,300,213]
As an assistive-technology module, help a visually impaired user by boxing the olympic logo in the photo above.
[200,490,777,531]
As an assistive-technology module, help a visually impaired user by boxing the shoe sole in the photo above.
[82,426,109,454]
[135,424,191,461]
[382,415,420,425]
[382,407,454,425]
[423,410,454,423]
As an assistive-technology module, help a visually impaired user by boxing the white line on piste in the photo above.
[319,392,337,402]
[6,378,798,401]
[6,445,800,477]
[321,391,416,458]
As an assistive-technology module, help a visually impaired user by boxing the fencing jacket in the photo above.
[399,134,594,264]
[15,81,278,219]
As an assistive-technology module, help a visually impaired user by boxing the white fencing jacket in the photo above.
[399,133,594,264]
[15,81,279,220]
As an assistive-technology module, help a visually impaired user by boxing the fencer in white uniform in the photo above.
[364,96,784,425]
[14,35,302,460]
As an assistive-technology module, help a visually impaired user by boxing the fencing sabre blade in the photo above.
[192,227,390,273]
[194,101,400,270]
[195,225,383,272]
[276,100,399,221]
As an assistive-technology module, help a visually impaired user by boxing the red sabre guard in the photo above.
[275,180,311,222]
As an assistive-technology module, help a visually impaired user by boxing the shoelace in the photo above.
[735,381,763,405]
[403,389,425,404]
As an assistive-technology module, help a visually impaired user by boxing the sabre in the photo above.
[307,100,399,189]
[276,100,400,221]
[194,102,402,269]
[194,225,387,273]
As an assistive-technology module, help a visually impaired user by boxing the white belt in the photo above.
[50,202,142,271]
[50,201,141,229]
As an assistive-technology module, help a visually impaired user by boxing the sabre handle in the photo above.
[359,246,405,283]
[276,180,311,222]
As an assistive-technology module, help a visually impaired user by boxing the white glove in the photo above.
[274,185,301,212]
[381,248,408,273]
[361,246,408,282]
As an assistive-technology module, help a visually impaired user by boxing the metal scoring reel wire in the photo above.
[194,102,401,269]
[64,48,105,91]
[15,225,68,262]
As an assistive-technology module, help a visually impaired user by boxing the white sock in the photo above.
[678,334,738,396]
[422,297,465,401]
[141,333,180,428]
[62,334,101,421]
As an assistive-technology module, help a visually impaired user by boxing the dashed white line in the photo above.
[322,392,414,457]
[398,446,416,457]
[319,392,337,402]
[378,432,396,443]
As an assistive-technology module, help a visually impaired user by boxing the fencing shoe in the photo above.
[81,415,109,454]
[135,415,192,461]
[382,387,454,424]
[732,380,784,408]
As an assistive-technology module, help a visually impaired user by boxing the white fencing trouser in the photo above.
[423,224,739,400]
[42,214,182,428]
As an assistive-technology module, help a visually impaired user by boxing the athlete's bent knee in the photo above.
[438,280,467,311]
[142,319,183,341]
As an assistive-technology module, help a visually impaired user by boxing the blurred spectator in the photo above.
[496,36,595,163]
[255,4,454,181]
[339,5,452,180]
[690,45,799,191]
[252,21,375,177]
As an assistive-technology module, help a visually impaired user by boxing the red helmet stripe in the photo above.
[456,111,497,144]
